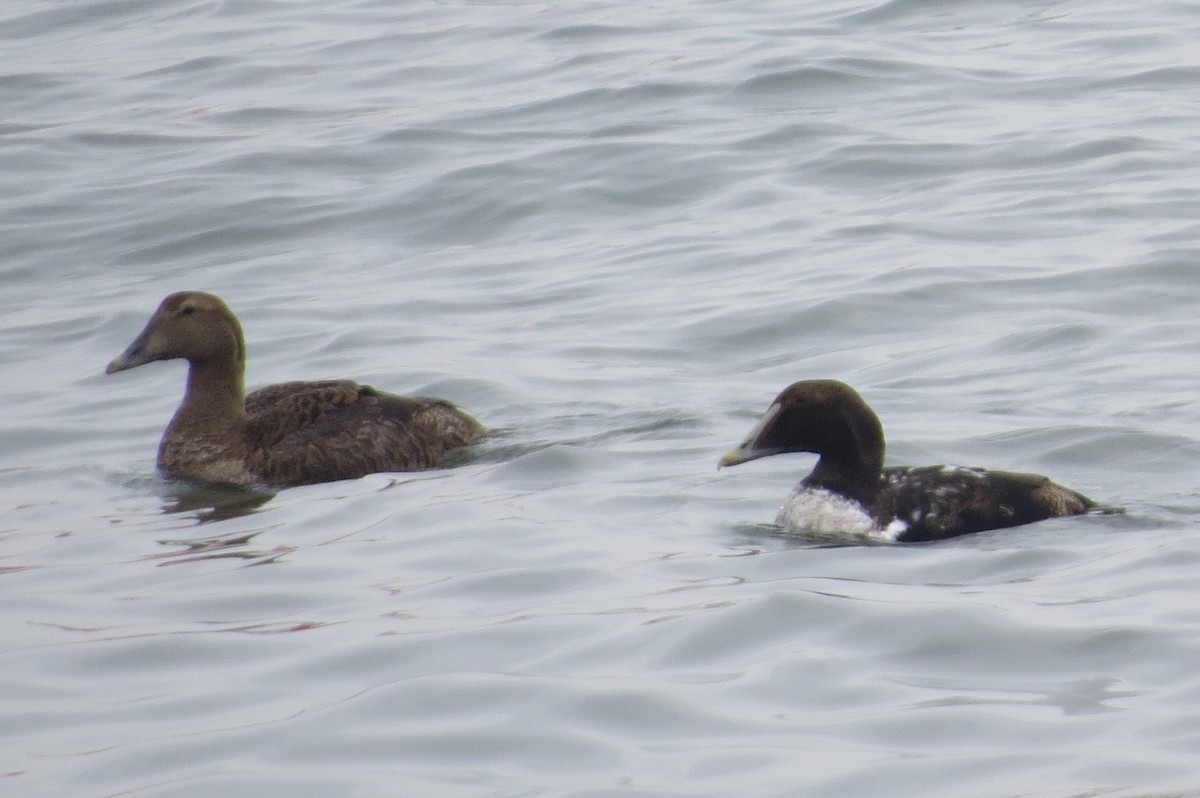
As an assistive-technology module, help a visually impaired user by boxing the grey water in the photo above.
[4,0,1200,795]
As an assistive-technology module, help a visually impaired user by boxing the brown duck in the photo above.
[720,380,1108,542]
[106,291,485,487]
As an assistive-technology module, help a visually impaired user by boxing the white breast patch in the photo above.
[775,486,904,544]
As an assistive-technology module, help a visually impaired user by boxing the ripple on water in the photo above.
[6,0,1200,796]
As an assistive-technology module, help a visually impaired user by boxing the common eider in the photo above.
[719,380,1105,543]
[106,291,485,488]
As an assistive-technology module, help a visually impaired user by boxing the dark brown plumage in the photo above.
[106,291,485,488]
[720,380,1107,542]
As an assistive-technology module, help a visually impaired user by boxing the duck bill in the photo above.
[718,401,783,468]
[105,323,163,374]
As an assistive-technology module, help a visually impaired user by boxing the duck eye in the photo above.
[179,305,197,317]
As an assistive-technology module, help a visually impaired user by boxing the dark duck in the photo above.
[106,291,485,488]
[720,380,1106,542]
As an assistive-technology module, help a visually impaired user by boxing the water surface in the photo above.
[4,1,1200,796]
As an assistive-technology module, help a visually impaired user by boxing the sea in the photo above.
[4,1,1200,796]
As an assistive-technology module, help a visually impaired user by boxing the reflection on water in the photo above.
[149,529,293,566]
[144,481,285,564]
[152,532,292,564]
[160,479,276,524]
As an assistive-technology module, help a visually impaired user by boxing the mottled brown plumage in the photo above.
[107,292,484,487]
[720,380,1108,542]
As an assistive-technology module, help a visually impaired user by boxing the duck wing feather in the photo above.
[243,381,483,486]
[873,466,1097,542]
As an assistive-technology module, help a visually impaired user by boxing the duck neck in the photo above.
[173,355,248,434]
[807,452,882,507]
[806,419,885,507]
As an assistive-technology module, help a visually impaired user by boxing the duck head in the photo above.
[719,379,886,478]
[106,291,246,374]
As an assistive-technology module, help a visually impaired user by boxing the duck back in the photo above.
[871,465,1098,542]
[243,380,484,486]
